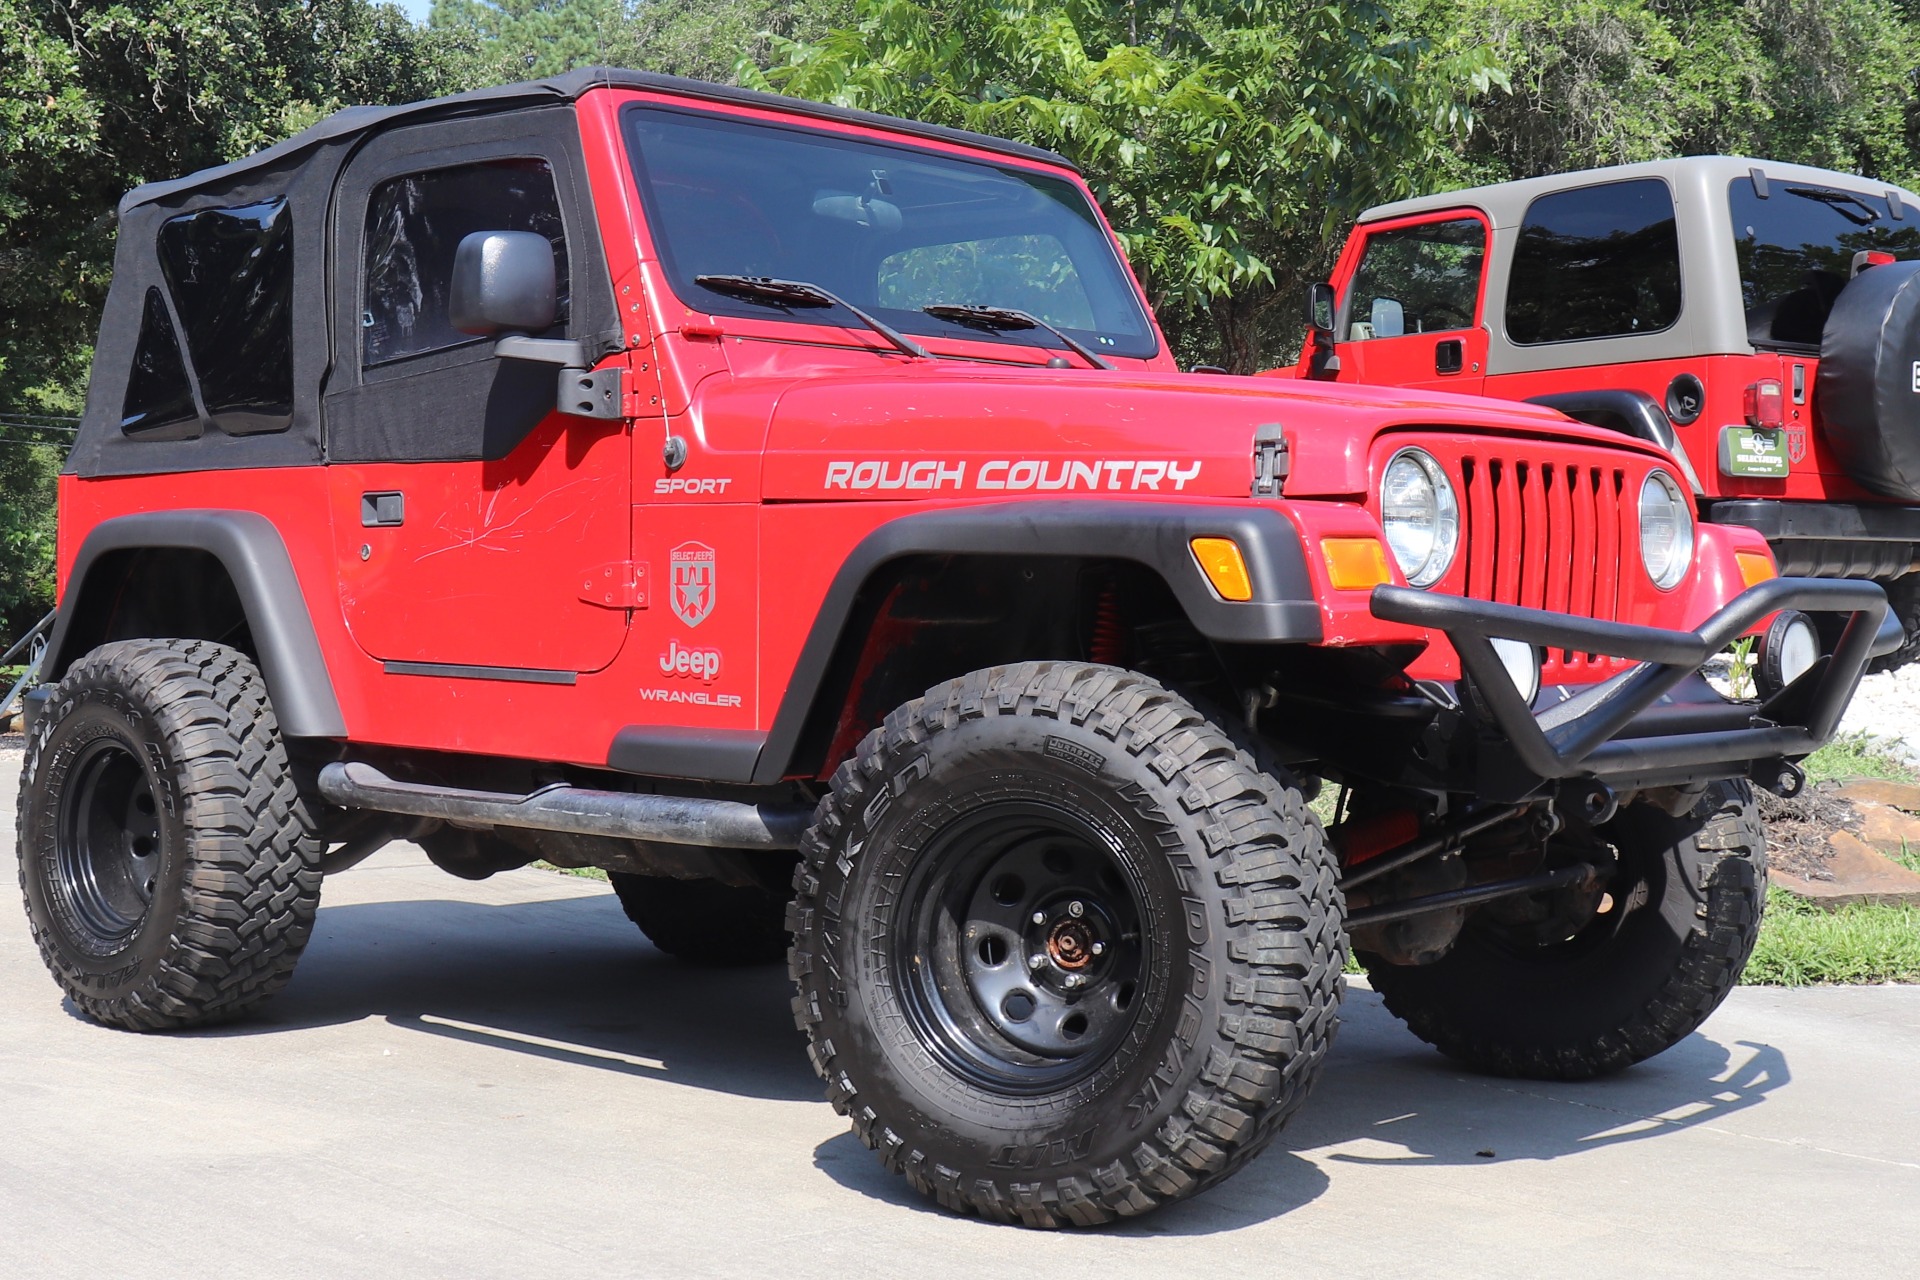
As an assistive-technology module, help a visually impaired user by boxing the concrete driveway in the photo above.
[2,745,1916,1278]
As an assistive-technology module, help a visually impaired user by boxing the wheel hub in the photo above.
[898,802,1149,1088]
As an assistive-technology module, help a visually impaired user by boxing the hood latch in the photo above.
[1251,424,1289,497]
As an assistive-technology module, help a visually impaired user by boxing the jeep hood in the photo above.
[737,364,1676,502]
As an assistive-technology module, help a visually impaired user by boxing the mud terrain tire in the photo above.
[16,640,322,1030]
[1364,780,1765,1080]
[788,662,1344,1227]
[609,872,790,964]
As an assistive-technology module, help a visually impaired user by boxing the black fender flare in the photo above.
[741,500,1323,784]
[43,510,347,739]
[1525,388,1706,496]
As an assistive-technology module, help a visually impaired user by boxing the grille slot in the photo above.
[1458,455,1627,681]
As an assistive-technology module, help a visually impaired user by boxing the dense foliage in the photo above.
[3,0,1920,636]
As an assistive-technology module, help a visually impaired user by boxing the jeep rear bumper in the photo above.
[1709,499,1920,578]
[1371,577,1896,796]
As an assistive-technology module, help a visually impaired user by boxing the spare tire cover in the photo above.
[1816,259,1920,501]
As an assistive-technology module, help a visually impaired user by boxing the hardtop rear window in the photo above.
[621,104,1156,359]
[1505,179,1681,345]
[1729,176,1920,349]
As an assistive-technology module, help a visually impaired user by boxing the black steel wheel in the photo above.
[1363,780,1766,1080]
[896,800,1148,1093]
[17,639,322,1030]
[790,662,1345,1227]
[51,737,166,953]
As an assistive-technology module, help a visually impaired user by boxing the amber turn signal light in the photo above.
[1321,537,1393,591]
[1736,550,1777,588]
[1190,537,1254,601]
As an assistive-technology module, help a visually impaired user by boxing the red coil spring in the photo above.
[1090,586,1124,665]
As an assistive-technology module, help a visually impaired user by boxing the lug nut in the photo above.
[1091,941,1105,956]
[1028,954,1046,971]
[1068,901,1084,918]
[1064,973,1084,988]
[1032,910,1047,925]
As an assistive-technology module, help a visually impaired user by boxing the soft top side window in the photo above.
[1505,179,1680,345]
[362,158,569,367]
[123,197,295,438]
[1343,217,1485,342]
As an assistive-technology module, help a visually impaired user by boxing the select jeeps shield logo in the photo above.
[669,541,717,627]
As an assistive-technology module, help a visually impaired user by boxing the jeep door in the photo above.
[1328,212,1490,394]
[322,112,633,679]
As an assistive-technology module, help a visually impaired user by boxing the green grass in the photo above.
[533,861,608,882]
[1801,732,1918,785]
[1746,887,1920,986]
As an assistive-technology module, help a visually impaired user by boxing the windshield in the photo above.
[1729,176,1920,348]
[621,105,1157,359]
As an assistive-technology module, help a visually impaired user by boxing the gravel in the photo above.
[1836,667,1920,764]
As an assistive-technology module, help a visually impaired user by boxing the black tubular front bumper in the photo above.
[1370,577,1898,793]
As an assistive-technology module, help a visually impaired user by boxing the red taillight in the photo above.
[1744,379,1785,429]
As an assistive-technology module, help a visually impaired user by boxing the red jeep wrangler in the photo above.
[15,75,1895,1227]
[1290,155,1920,673]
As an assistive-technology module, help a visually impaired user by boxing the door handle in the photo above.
[1435,339,1464,375]
[361,492,405,527]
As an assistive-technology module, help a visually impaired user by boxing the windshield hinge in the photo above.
[1251,424,1290,497]
[579,560,649,610]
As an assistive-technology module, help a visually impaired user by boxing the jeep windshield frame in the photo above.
[619,103,1159,360]
[1728,176,1920,351]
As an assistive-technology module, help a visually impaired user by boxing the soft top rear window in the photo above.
[621,104,1157,360]
[1729,176,1920,349]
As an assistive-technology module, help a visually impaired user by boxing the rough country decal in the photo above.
[825,459,1202,493]
[669,541,716,626]
[659,639,722,682]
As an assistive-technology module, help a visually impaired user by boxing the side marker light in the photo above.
[1321,537,1394,591]
[1191,537,1254,601]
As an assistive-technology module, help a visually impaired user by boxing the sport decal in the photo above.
[670,541,717,627]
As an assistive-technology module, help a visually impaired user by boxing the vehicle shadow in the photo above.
[153,887,1791,1235]
[179,889,824,1104]
[811,985,1790,1236]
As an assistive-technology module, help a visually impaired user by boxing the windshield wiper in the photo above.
[922,304,1116,370]
[1784,185,1880,227]
[694,274,930,359]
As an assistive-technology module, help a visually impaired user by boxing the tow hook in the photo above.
[1757,758,1806,799]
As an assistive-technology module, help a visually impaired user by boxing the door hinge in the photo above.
[558,366,625,420]
[579,561,649,609]
[1251,424,1290,497]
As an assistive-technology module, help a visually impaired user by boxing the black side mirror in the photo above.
[1306,281,1337,335]
[450,231,558,336]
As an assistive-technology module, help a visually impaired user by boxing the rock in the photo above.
[1770,831,1920,909]
[1854,801,1920,856]
[1835,778,1920,813]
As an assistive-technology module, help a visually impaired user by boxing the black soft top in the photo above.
[121,67,1076,215]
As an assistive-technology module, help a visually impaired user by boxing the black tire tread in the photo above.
[17,639,321,1030]
[607,872,789,965]
[787,661,1345,1227]
[1368,781,1765,1081]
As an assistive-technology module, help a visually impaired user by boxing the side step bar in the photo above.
[317,761,811,851]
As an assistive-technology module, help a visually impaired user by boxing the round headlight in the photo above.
[1638,470,1693,591]
[1380,449,1460,588]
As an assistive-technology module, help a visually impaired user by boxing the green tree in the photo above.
[743,0,1503,371]
[0,0,464,633]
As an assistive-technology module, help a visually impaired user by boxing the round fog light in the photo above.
[1490,637,1542,706]
[1756,610,1820,698]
